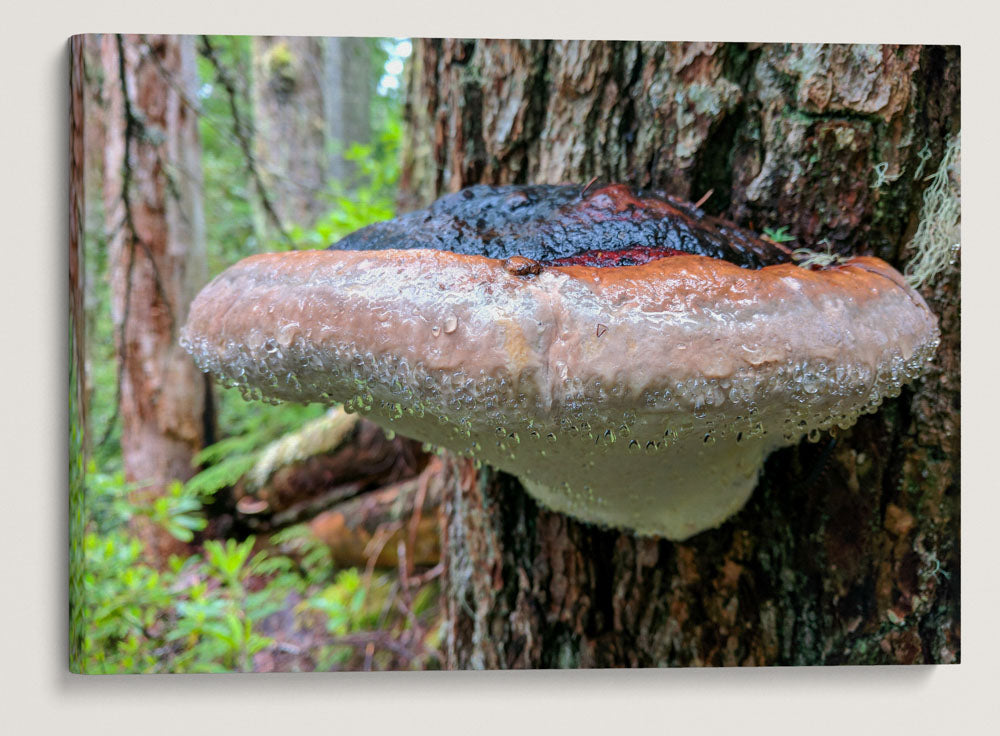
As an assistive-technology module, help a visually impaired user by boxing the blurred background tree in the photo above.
[250,36,372,238]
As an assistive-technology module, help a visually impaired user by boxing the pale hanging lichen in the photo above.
[872,161,904,189]
[911,142,934,181]
[904,133,961,289]
[792,241,850,269]
[796,135,959,285]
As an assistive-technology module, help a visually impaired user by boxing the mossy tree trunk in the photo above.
[251,36,371,238]
[252,36,330,235]
[401,40,960,667]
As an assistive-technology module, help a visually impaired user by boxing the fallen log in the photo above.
[233,408,428,527]
[308,462,444,569]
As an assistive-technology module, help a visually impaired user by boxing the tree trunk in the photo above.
[252,36,329,234]
[323,37,371,186]
[251,36,371,238]
[401,40,960,667]
[101,34,210,561]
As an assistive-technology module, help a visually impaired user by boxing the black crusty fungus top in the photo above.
[331,183,793,270]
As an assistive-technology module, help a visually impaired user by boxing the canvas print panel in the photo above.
[69,35,960,672]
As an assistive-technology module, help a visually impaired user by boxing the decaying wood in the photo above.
[309,461,445,569]
[233,416,428,526]
[402,41,960,667]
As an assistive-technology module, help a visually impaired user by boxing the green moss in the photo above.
[265,41,294,77]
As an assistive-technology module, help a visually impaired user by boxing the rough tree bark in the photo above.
[101,34,210,561]
[251,36,371,236]
[401,41,960,667]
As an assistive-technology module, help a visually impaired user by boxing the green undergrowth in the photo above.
[187,390,328,497]
[284,119,402,250]
[78,463,441,673]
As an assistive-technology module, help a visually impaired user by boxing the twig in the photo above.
[408,562,444,587]
[329,631,420,663]
[267,481,365,528]
[361,521,402,598]
[405,459,437,577]
[198,35,295,248]
[394,540,442,666]
[396,542,420,621]
[580,176,600,198]
[693,188,714,209]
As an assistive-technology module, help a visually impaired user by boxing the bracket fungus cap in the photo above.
[182,185,940,540]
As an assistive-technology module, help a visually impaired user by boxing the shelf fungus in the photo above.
[181,184,940,540]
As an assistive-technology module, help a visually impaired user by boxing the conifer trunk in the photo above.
[401,40,960,667]
[101,34,209,561]
[251,36,371,237]
[252,36,330,233]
